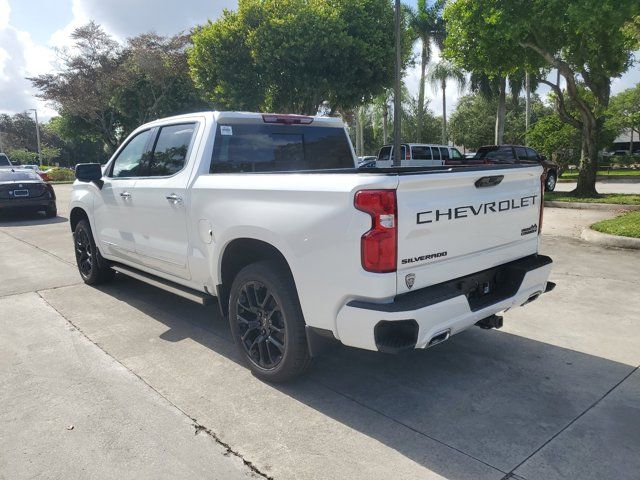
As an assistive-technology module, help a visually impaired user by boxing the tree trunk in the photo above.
[574,117,599,196]
[441,80,447,145]
[630,129,634,155]
[416,41,428,143]
[382,102,388,145]
[525,72,530,145]
[357,106,365,155]
[495,76,506,145]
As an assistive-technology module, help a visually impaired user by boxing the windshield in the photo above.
[211,124,355,173]
[0,169,41,182]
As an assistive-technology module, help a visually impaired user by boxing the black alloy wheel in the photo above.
[228,261,311,382]
[236,280,287,370]
[73,219,115,285]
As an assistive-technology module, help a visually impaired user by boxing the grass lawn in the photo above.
[545,192,640,205]
[591,211,640,238]
[561,169,640,178]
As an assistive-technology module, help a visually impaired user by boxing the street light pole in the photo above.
[393,0,402,167]
[29,109,42,167]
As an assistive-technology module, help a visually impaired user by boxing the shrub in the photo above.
[47,168,75,182]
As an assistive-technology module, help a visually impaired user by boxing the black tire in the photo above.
[73,219,115,285]
[228,260,311,383]
[45,204,57,218]
[545,171,557,192]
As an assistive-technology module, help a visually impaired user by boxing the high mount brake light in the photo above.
[355,189,397,273]
[262,114,314,125]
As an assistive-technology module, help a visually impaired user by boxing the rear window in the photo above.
[211,124,354,173]
[0,154,10,166]
[0,170,40,181]
[476,146,515,162]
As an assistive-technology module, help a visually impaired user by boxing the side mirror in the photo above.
[540,155,548,161]
[75,163,103,187]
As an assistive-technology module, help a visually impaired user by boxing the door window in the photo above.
[147,123,196,177]
[110,130,152,178]
[432,147,441,160]
[451,148,463,159]
[439,147,450,160]
[515,147,528,161]
[411,146,432,160]
[526,147,540,161]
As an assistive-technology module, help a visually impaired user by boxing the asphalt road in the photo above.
[1,184,639,480]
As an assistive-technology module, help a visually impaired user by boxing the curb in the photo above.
[581,227,640,250]
[544,201,640,211]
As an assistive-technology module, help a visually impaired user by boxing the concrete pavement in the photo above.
[1,184,639,479]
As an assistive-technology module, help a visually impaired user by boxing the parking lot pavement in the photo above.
[0,292,259,480]
[1,184,639,480]
[555,180,640,194]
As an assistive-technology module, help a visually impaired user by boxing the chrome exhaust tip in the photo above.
[427,329,451,347]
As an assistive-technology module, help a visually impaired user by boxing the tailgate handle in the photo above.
[475,175,504,188]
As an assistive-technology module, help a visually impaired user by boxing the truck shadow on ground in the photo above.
[98,274,637,479]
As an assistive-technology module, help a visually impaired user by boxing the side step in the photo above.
[111,264,214,305]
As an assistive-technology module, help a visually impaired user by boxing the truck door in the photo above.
[129,122,198,280]
[93,129,153,262]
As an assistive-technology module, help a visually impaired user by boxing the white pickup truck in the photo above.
[70,111,554,382]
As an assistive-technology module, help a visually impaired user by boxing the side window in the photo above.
[147,123,196,177]
[439,147,450,160]
[432,147,441,160]
[515,147,528,161]
[378,146,391,161]
[526,147,540,161]
[451,148,463,159]
[411,146,432,160]
[110,130,152,178]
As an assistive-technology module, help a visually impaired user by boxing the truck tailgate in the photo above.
[396,166,543,293]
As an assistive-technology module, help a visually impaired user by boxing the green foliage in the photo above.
[607,85,640,143]
[448,94,495,149]
[5,148,38,165]
[189,0,410,114]
[46,168,76,182]
[527,113,581,172]
[545,192,640,205]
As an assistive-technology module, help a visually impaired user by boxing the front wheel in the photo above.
[545,172,557,191]
[228,261,311,382]
[73,219,115,285]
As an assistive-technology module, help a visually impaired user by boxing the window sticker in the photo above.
[220,125,233,136]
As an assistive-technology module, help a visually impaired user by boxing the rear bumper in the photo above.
[0,197,55,211]
[336,254,553,352]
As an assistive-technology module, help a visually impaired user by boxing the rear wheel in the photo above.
[228,261,311,382]
[73,219,115,285]
[545,171,557,192]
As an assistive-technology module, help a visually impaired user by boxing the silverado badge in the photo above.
[405,273,415,290]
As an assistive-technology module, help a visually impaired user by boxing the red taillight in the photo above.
[262,114,313,125]
[355,189,397,273]
[405,148,410,160]
[539,174,545,235]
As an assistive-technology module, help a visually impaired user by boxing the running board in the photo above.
[111,264,214,305]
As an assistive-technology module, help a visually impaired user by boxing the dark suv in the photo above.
[471,145,559,191]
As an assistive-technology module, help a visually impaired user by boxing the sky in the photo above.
[0,0,639,122]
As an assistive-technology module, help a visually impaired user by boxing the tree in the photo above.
[189,0,411,115]
[449,94,497,150]
[528,113,581,173]
[31,23,209,154]
[427,60,466,144]
[410,0,445,142]
[607,84,640,153]
[444,0,640,195]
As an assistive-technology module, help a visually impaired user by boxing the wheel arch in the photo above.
[69,206,90,233]
[217,238,296,317]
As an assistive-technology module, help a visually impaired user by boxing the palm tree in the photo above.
[427,60,466,144]
[410,0,445,142]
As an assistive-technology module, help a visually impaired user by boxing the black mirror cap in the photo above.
[75,163,103,187]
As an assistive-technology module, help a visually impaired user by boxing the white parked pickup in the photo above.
[70,111,554,382]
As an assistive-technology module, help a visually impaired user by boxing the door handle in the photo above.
[165,193,183,205]
[120,192,132,199]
